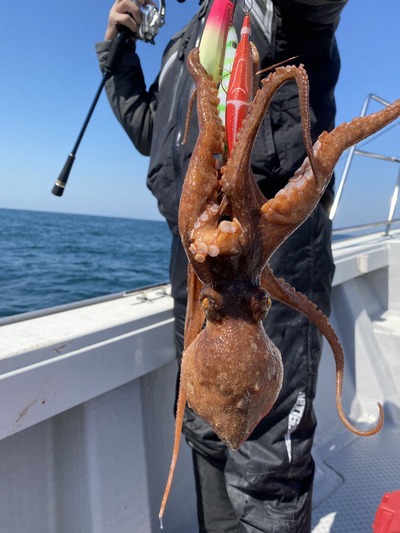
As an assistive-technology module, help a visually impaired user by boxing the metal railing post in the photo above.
[329,95,374,220]
[385,166,400,236]
[330,93,399,239]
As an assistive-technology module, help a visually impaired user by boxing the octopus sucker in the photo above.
[219,220,237,233]
[194,253,206,263]
[162,44,400,522]
[208,244,220,257]
[197,242,208,254]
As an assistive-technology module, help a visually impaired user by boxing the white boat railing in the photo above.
[330,93,400,236]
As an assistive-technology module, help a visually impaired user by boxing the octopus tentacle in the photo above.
[159,380,187,527]
[182,88,197,145]
[184,265,205,347]
[261,266,384,436]
[221,64,312,211]
[179,49,225,251]
[261,99,400,255]
[313,99,400,179]
[159,267,204,525]
[261,140,324,239]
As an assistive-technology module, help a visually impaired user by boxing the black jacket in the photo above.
[96,0,347,235]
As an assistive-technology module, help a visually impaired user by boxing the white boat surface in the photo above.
[1,97,399,532]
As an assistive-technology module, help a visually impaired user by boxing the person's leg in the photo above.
[187,418,240,532]
[224,317,319,533]
[224,204,334,533]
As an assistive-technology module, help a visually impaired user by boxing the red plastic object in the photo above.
[373,492,400,532]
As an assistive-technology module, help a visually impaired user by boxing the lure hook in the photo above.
[243,0,253,13]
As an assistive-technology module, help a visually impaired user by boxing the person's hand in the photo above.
[104,0,148,41]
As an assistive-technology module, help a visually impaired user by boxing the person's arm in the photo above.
[273,0,348,27]
[95,0,158,155]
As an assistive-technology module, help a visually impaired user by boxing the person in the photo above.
[96,0,346,530]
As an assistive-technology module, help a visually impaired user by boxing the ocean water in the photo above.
[0,208,171,318]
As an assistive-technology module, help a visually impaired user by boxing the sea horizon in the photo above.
[0,205,165,225]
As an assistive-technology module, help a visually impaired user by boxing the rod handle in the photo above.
[51,153,75,196]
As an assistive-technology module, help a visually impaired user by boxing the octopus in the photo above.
[159,47,400,521]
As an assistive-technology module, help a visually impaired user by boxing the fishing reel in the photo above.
[134,0,166,44]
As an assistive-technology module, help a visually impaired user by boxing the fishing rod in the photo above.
[51,32,126,196]
[51,0,166,197]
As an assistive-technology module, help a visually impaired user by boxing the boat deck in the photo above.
[0,230,399,532]
[312,425,400,531]
[312,230,400,531]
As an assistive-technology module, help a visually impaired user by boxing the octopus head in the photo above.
[181,283,284,449]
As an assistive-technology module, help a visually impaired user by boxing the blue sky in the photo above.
[0,0,399,229]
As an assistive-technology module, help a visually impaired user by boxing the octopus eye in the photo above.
[200,290,224,322]
[250,289,272,322]
[201,297,210,313]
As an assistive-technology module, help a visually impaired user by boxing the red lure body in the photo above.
[226,14,253,154]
